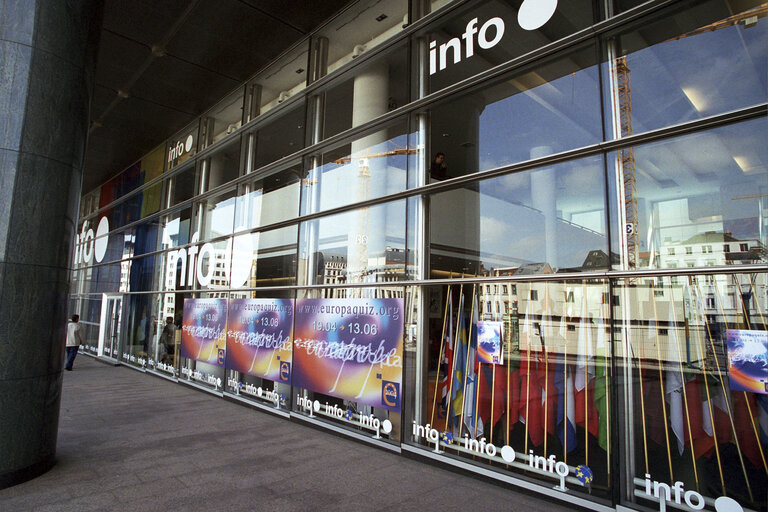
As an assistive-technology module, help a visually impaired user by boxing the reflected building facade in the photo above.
[70,1,767,511]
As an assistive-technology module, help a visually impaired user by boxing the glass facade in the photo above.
[70,1,767,510]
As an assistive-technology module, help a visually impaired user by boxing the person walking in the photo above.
[65,314,84,371]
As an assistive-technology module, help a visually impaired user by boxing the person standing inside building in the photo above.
[430,152,448,181]
[65,314,84,371]
[158,316,176,364]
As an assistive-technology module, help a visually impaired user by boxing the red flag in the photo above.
[575,376,600,438]
[519,350,544,447]
[477,363,506,429]
[733,391,763,470]
[682,375,715,459]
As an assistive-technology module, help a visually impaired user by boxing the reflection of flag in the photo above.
[464,295,483,438]
[666,304,685,456]
[519,350,544,446]
[594,363,609,452]
[478,363,506,430]
[575,297,594,392]
[683,374,715,459]
[733,391,763,469]
[758,394,768,446]
[555,360,577,453]
[439,293,454,418]
[450,294,467,431]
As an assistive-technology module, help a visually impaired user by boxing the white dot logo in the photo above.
[93,216,109,263]
[518,0,558,31]
[229,229,254,288]
[714,497,743,512]
[185,135,194,153]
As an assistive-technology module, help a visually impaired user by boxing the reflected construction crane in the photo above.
[615,3,767,270]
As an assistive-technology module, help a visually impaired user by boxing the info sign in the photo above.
[181,298,227,367]
[293,298,404,412]
[226,298,293,382]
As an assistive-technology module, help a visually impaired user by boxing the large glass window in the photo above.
[246,41,309,117]
[202,88,244,146]
[430,155,609,277]
[250,103,305,170]
[409,280,613,501]
[318,44,409,141]
[228,226,299,289]
[236,164,301,230]
[301,121,410,215]
[299,200,407,286]
[201,139,242,191]
[161,207,192,249]
[614,118,768,271]
[318,0,409,75]
[615,273,767,512]
[168,164,200,207]
[198,188,236,241]
[604,0,767,138]
[418,0,597,95]
[423,44,601,182]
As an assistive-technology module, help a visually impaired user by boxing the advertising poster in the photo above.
[726,329,768,394]
[181,298,227,366]
[477,320,504,364]
[226,298,293,382]
[293,298,404,412]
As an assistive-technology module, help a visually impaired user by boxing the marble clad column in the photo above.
[0,0,103,488]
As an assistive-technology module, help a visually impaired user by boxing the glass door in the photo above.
[98,294,122,359]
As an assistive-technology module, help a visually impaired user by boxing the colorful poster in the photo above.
[293,298,404,412]
[226,298,293,382]
[477,320,503,364]
[726,329,768,394]
[181,298,227,366]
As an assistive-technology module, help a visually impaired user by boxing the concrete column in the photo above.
[347,65,389,287]
[530,146,557,269]
[0,0,104,488]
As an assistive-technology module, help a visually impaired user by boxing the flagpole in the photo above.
[543,282,550,459]
[506,282,513,453]
[669,281,699,490]
[475,360,482,439]
[733,276,768,475]
[474,295,484,440]
[635,339,650,474]
[491,362,497,446]
[446,285,464,434]
[564,313,569,464]
[458,284,477,440]
[747,274,766,327]
[709,279,754,501]
[688,276,725,495]
[581,283,587,467]
[649,282,674,482]
[601,299,611,482]
[524,292,532,455]
[431,285,452,427]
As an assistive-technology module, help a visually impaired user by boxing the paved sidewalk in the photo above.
[1,357,576,512]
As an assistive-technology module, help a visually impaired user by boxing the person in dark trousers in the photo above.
[65,314,84,371]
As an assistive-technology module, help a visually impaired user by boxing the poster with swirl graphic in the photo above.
[225,298,293,382]
[726,329,768,394]
[181,298,227,366]
[477,321,503,364]
[293,298,404,412]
